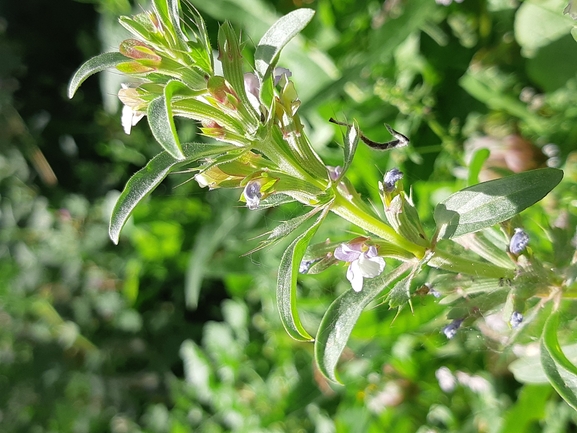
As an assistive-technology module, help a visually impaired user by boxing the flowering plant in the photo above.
[69,0,575,406]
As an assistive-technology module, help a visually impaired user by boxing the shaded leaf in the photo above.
[434,168,563,240]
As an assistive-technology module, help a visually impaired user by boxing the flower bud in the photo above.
[509,228,529,255]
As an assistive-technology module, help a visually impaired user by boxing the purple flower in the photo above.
[383,168,403,193]
[334,242,385,292]
[510,311,523,328]
[244,180,262,210]
[509,228,529,254]
[443,318,463,339]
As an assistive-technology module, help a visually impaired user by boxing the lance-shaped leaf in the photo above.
[337,122,359,182]
[255,8,315,79]
[541,310,577,410]
[110,142,236,244]
[277,206,330,342]
[147,80,190,159]
[68,52,128,99]
[315,262,412,383]
[245,207,322,255]
[434,168,563,240]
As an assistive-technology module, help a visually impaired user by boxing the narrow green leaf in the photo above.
[340,122,359,181]
[541,311,577,410]
[109,142,236,244]
[68,52,128,99]
[246,207,321,255]
[435,168,563,240]
[255,8,315,79]
[147,80,189,159]
[277,206,330,342]
[315,262,412,383]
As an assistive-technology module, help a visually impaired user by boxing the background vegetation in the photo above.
[2,0,577,431]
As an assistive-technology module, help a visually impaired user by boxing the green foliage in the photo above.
[5,0,577,431]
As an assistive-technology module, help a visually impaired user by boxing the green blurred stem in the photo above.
[429,249,515,279]
[331,192,427,258]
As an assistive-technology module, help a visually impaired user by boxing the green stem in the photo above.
[331,191,427,258]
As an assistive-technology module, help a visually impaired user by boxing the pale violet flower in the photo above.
[243,180,262,210]
[509,228,529,254]
[334,242,385,292]
[383,168,403,192]
[244,67,293,112]
[442,318,463,339]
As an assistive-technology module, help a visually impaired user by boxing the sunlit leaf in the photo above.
[277,206,330,342]
[147,80,189,159]
[434,168,563,240]
[255,8,315,79]
[68,52,128,99]
[315,262,412,383]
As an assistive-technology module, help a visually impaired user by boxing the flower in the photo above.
[442,318,463,339]
[509,228,529,254]
[243,180,263,210]
[119,83,145,135]
[334,241,385,292]
[510,311,523,328]
[382,168,403,193]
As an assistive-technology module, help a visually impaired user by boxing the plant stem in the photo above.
[429,248,515,279]
[331,191,427,258]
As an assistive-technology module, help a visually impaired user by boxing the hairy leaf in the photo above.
[434,168,563,239]
[110,142,236,244]
[315,262,412,382]
[68,52,128,99]
[255,8,315,79]
[277,206,330,342]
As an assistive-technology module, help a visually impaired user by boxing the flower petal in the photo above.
[347,261,364,292]
[335,243,361,262]
[357,254,385,278]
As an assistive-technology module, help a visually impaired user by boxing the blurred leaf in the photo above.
[185,206,239,310]
[515,0,575,58]
[277,206,330,342]
[467,148,490,186]
[68,52,128,99]
[434,168,563,240]
[500,385,552,433]
[541,310,577,410]
[315,262,412,383]
[255,8,315,79]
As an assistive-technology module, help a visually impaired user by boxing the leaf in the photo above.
[109,142,236,244]
[245,207,321,255]
[315,262,412,383]
[255,8,315,79]
[467,147,490,186]
[434,168,563,240]
[68,52,128,99]
[541,310,577,410]
[147,80,189,160]
[340,122,359,181]
[277,206,330,342]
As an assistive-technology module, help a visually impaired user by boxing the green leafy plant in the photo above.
[69,0,577,410]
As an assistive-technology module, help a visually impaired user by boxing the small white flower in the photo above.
[121,104,145,135]
[334,242,385,292]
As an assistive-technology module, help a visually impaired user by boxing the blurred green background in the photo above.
[2,0,577,431]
